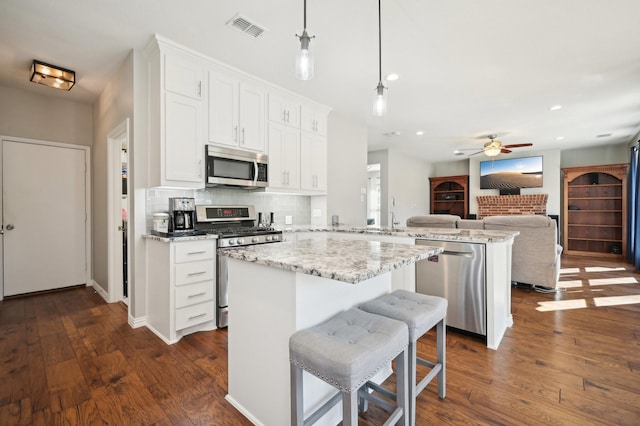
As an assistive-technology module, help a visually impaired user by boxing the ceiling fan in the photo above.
[458,134,533,157]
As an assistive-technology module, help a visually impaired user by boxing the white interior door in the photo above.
[3,139,88,296]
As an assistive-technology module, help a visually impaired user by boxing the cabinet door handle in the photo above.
[188,292,207,298]
[187,250,206,255]
[198,159,202,177]
[282,110,287,123]
[197,81,202,97]
[241,128,246,144]
[187,271,207,276]
[286,110,290,123]
[188,313,207,320]
[234,126,238,142]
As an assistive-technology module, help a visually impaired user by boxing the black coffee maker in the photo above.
[169,197,196,233]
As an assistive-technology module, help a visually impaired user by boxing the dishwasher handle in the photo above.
[435,250,474,258]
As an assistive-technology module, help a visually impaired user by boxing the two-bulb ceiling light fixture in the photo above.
[30,60,75,91]
[373,0,387,116]
[295,0,315,80]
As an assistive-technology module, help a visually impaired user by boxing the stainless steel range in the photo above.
[195,205,283,327]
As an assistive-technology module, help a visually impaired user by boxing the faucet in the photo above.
[390,197,400,229]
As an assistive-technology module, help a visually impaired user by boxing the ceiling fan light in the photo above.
[484,141,502,157]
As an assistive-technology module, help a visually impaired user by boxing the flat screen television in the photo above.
[480,155,543,189]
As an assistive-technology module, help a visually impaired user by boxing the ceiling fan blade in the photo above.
[501,148,512,154]
[503,143,533,148]
[469,150,484,156]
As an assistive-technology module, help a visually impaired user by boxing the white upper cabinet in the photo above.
[165,52,204,100]
[146,38,205,189]
[268,122,300,191]
[300,132,326,192]
[164,92,204,184]
[268,94,300,128]
[301,104,327,136]
[208,67,265,153]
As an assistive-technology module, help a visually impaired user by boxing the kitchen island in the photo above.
[218,238,442,426]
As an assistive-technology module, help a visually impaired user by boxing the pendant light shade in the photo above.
[373,0,386,116]
[295,0,314,80]
[373,82,387,116]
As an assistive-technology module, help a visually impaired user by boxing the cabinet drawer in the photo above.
[175,281,214,309]
[175,261,214,286]
[175,302,214,330]
[175,241,215,263]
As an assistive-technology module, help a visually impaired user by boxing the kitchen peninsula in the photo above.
[218,238,442,426]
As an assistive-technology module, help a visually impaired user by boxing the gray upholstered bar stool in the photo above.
[289,308,409,426]
[359,290,447,425]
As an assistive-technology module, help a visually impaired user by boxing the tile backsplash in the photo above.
[145,187,315,231]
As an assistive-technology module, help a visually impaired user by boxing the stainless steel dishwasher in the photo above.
[415,240,486,336]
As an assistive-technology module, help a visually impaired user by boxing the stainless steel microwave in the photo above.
[205,145,268,189]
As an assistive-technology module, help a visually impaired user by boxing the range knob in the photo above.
[228,239,236,245]
[272,235,280,241]
[265,235,272,242]
[237,238,244,245]
[252,237,259,243]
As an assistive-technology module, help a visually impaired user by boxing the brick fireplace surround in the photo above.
[476,194,548,219]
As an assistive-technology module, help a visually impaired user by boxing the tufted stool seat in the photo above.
[359,290,447,425]
[289,308,409,425]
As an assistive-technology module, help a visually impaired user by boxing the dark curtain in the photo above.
[627,144,640,268]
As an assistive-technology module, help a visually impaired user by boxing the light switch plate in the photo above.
[285,215,293,225]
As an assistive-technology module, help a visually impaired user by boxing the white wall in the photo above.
[92,52,134,296]
[432,160,469,177]
[560,143,629,168]
[326,112,369,226]
[0,84,92,146]
[368,149,432,226]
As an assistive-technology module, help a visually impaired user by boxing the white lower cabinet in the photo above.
[146,238,217,344]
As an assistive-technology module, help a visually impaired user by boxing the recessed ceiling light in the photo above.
[556,136,565,140]
[549,105,563,111]
[385,73,399,81]
[416,130,424,136]
[453,150,464,156]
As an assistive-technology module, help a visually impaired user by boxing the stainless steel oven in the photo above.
[195,205,282,327]
[205,145,268,189]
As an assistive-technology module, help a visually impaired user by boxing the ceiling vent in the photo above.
[227,14,267,38]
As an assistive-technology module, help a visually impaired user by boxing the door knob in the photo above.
[6,224,15,231]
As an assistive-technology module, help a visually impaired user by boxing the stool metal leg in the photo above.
[291,363,304,426]
[396,348,409,426]
[436,319,446,399]
[407,341,417,426]
[343,391,358,426]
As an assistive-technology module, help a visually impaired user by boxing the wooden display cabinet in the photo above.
[429,175,469,218]
[562,164,628,258]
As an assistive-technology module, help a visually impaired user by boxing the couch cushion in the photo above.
[457,219,484,229]
[483,214,552,229]
[406,214,461,228]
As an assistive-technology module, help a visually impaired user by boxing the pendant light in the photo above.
[373,0,387,116]
[295,0,315,80]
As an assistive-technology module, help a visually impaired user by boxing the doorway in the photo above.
[107,119,130,304]
[1,137,91,299]
[367,164,381,226]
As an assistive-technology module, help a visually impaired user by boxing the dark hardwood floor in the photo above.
[1,255,639,425]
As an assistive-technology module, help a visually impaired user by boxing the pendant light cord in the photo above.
[378,0,382,83]
[303,0,307,29]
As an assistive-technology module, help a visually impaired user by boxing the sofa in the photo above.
[406,214,563,289]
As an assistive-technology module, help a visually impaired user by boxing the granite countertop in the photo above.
[217,238,442,284]
[279,225,518,243]
[142,233,218,243]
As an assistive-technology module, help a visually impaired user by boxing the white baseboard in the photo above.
[90,280,110,302]
[128,314,147,329]
[145,323,180,345]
